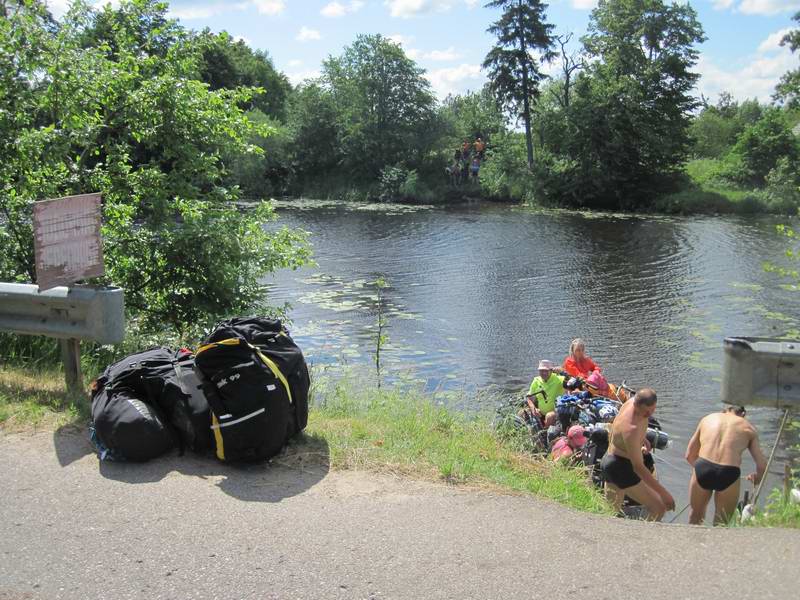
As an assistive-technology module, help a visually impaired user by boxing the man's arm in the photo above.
[623,425,675,510]
[747,429,768,484]
[685,422,702,466]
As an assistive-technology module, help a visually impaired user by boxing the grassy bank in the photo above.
[0,364,610,515]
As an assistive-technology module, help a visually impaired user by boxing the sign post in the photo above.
[32,193,105,396]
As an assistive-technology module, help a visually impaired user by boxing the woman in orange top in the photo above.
[563,338,600,378]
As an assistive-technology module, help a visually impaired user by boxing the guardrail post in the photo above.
[59,338,83,396]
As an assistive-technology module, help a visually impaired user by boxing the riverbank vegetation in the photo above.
[0,363,611,515]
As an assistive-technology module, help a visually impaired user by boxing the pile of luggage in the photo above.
[90,317,310,463]
[505,376,670,496]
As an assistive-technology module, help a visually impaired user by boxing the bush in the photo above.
[759,157,800,215]
[728,109,800,187]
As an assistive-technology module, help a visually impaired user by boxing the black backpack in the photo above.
[194,317,309,462]
[212,317,309,435]
[90,348,213,461]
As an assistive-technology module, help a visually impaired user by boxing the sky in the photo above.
[47,0,800,104]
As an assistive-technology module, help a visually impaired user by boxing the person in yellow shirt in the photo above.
[526,359,565,428]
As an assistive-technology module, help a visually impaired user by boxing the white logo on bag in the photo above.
[267,384,276,391]
[217,373,241,389]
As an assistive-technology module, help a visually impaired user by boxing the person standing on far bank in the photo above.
[685,405,767,526]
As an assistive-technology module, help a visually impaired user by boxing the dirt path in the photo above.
[1,429,799,600]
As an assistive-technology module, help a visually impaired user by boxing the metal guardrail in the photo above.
[0,283,125,393]
[722,336,800,409]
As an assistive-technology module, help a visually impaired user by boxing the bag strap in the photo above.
[196,338,294,405]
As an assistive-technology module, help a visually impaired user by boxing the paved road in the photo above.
[1,429,799,600]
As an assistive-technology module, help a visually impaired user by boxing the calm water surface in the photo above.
[266,200,800,518]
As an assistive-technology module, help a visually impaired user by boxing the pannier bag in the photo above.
[206,317,309,435]
[90,348,212,461]
[194,317,310,462]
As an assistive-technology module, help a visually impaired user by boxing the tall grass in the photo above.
[307,377,612,514]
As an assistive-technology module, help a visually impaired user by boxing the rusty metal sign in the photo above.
[33,193,104,291]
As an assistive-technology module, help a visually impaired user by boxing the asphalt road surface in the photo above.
[1,429,799,600]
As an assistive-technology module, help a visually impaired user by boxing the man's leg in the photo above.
[713,479,741,526]
[689,470,712,525]
[621,481,667,522]
[604,481,625,513]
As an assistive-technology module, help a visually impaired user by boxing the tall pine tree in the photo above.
[483,0,555,168]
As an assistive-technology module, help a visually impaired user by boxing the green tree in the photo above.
[776,11,800,108]
[285,82,341,187]
[321,34,438,179]
[538,0,705,208]
[198,31,292,120]
[439,87,507,149]
[483,0,555,169]
[730,108,799,187]
[0,0,310,336]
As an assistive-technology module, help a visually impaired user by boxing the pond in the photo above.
[266,199,800,519]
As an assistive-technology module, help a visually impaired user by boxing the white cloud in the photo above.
[321,1,365,17]
[288,59,304,68]
[287,69,321,86]
[425,47,462,61]
[696,28,797,103]
[739,0,800,14]
[169,2,240,20]
[385,0,475,18]
[251,0,286,15]
[45,0,72,17]
[296,26,322,42]
[758,28,794,53]
[426,63,484,98]
[571,0,598,9]
[712,0,800,14]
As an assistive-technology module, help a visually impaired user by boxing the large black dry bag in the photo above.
[209,317,310,436]
[91,348,213,460]
[194,337,292,462]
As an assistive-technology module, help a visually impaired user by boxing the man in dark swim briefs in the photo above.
[685,405,767,525]
[600,388,675,521]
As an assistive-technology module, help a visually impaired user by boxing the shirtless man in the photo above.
[600,388,675,521]
[685,405,767,526]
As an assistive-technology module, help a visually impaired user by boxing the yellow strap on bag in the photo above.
[196,337,294,461]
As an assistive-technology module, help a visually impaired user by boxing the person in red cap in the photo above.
[551,425,588,461]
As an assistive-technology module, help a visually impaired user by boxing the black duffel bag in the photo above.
[91,348,178,461]
[208,317,310,435]
[90,348,212,461]
[194,338,292,462]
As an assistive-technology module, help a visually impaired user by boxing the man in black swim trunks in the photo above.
[685,405,767,525]
[601,388,675,521]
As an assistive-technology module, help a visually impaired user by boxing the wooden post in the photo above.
[60,338,83,397]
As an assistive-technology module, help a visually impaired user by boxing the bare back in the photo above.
[696,413,755,467]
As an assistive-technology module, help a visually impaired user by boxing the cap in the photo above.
[567,425,587,447]
[538,359,554,371]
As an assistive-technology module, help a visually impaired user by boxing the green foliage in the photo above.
[775,12,800,109]
[759,157,800,214]
[727,108,799,187]
[321,34,439,180]
[483,0,555,167]
[523,0,705,209]
[478,132,536,200]
[309,376,612,514]
[439,87,506,149]
[197,30,291,120]
[0,0,311,338]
